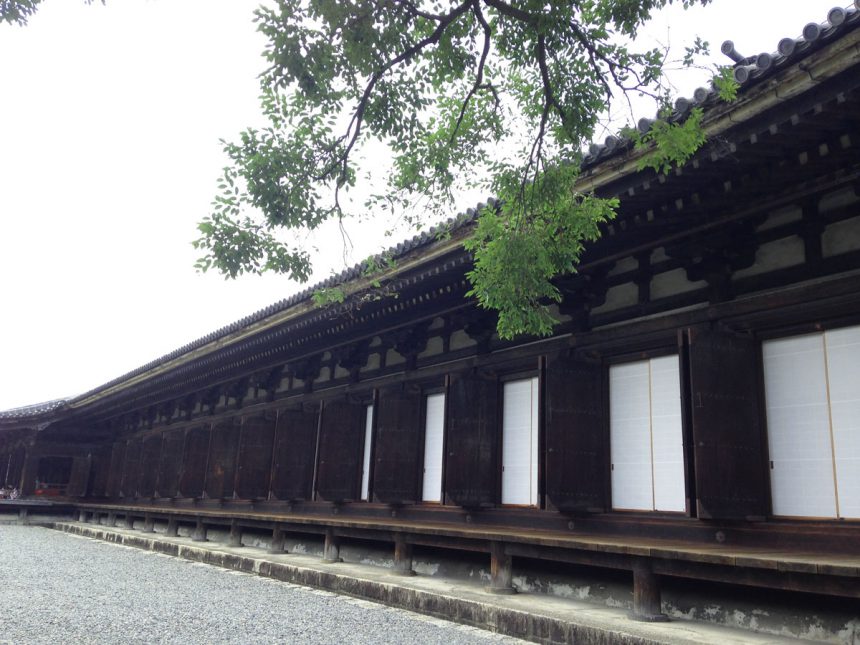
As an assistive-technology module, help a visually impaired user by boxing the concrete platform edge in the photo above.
[49,522,795,645]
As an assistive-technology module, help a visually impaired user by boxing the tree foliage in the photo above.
[192,0,731,339]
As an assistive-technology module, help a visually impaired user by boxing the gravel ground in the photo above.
[0,525,526,645]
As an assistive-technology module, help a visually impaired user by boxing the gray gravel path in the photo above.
[0,525,526,645]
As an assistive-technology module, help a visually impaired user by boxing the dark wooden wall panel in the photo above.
[89,451,111,498]
[373,386,422,504]
[6,447,25,488]
[445,371,499,508]
[271,407,319,501]
[236,413,276,500]
[205,419,241,499]
[120,438,142,498]
[179,425,210,498]
[688,328,767,520]
[316,400,364,502]
[65,456,91,497]
[106,441,126,498]
[137,434,163,498]
[545,354,606,513]
[157,430,185,498]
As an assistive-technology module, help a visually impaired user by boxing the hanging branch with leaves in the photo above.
[193,0,735,339]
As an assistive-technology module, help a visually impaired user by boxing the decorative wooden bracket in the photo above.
[450,309,497,354]
[182,392,200,421]
[668,223,758,303]
[290,356,322,394]
[387,321,431,370]
[202,386,222,415]
[227,377,251,409]
[333,340,371,382]
[557,266,610,331]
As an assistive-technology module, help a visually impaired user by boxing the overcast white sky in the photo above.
[0,0,842,410]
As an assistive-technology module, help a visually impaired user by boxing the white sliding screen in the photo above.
[421,393,446,503]
[501,377,539,506]
[763,325,860,519]
[610,356,685,512]
[359,404,374,501]
[827,327,860,520]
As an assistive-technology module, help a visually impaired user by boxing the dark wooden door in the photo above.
[545,353,607,513]
[373,386,422,504]
[315,399,365,502]
[106,441,126,498]
[444,371,499,508]
[687,328,767,519]
[179,425,210,498]
[271,407,319,501]
[137,434,163,498]
[236,412,277,500]
[205,419,241,499]
[157,430,185,498]
[66,456,92,497]
[120,438,142,498]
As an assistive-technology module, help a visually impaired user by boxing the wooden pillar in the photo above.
[166,518,179,537]
[486,541,516,594]
[142,514,155,534]
[91,512,100,526]
[78,510,89,523]
[268,524,286,554]
[124,514,135,530]
[392,534,415,576]
[321,527,342,563]
[107,512,117,527]
[192,518,208,542]
[18,508,28,524]
[228,520,243,548]
[630,559,668,622]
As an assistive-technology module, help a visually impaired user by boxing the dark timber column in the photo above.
[107,512,117,527]
[630,559,668,622]
[78,510,89,523]
[268,524,286,554]
[166,518,179,537]
[391,534,415,576]
[228,520,243,548]
[486,542,516,594]
[192,518,208,542]
[322,527,342,563]
[143,514,155,534]
[124,514,135,530]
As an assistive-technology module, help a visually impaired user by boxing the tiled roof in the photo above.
[580,3,860,167]
[61,203,494,407]
[3,3,859,421]
[0,398,68,421]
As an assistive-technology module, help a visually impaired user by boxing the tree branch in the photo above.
[449,0,495,144]
[317,0,474,183]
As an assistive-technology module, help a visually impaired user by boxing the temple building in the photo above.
[3,4,860,634]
